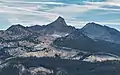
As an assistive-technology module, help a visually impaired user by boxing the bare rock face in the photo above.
[27,16,76,34]
[46,16,75,33]
[81,22,120,44]
[48,16,67,27]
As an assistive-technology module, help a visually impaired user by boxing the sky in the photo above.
[0,0,120,30]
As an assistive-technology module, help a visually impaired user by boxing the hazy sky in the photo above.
[0,0,120,30]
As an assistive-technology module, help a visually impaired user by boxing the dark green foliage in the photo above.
[1,57,120,75]
[0,63,19,75]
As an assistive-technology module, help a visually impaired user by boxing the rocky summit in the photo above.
[81,22,120,44]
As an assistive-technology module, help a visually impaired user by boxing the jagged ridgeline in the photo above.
[53,29,120,56]
[53,22,120,56]
[0,16,120,75]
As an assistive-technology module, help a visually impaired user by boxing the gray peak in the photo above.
[56,16,65,22]
[48,16,67,27]
[7,24,25,31]
[85,22,103,28]
[81,22,104,34]
[81,22,120,44]
[10,24,25,28]
[6,24,32,36]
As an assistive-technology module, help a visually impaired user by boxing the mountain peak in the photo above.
[6,24,29,35]
[81,22,104,31]
[54,16,67,26]
[48,16,67,27]
[81,22,120,44]
[7,24,25,31]
[56,16,65,21]
[85,22,102,27]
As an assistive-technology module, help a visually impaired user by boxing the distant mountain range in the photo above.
[81,22,120,44]
[0,16,120,75]
[2,16,120,44]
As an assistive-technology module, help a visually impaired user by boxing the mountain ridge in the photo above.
[1,17,120,57]
[1,17,120,75]
[81,22,120,44]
